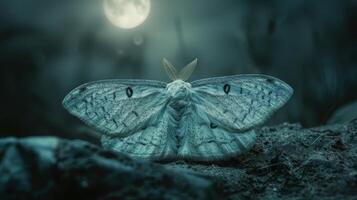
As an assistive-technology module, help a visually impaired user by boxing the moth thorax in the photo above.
[166,80,192,100]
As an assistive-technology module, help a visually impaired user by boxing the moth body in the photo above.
[165,79,193,153]
[166,79,192,111]
[166,79,192,100]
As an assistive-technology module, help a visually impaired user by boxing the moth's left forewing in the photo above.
[62,80,169,137]
[63,79,181,160]
[191,75,293,131]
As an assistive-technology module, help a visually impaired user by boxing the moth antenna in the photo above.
[178,58,198,81]
[162,58,178,81]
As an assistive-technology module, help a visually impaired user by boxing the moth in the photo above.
[63,58,293,161]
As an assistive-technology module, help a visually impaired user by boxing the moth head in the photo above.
[166,79,192,100]
[161,58,198,81]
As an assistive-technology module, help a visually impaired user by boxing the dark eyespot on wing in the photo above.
[223,84,231,94]
[210,123,218,129]
[266,78,275,84]
[132,110,139,117]
[126,87,133,98]
[79,86,87,93]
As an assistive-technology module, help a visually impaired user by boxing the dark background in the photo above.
[0,0,356,141]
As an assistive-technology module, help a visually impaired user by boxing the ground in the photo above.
[167,121,357,199]
[0,120,356,200]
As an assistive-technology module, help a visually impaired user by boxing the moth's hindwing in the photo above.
[101,110,178,160]
[177,104,257,161]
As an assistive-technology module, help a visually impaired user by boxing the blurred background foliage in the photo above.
[0,0,356,141]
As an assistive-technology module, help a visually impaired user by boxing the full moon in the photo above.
[104,0,151,29]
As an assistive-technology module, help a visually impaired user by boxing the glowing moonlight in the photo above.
[104,0,151,29]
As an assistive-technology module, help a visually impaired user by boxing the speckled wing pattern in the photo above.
[63,74,293,161]
[63,80,177,160]
[178,74,293,161]
[177,106,257,161]
[191,75,293,131]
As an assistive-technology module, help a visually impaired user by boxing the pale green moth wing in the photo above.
[191,74,293,132]
[62,79,176,160]
[101,110,178,160]
[177,74,293,161]
[177,103,257,161]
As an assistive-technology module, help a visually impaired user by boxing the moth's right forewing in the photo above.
[191,75,293,131]
[63,80,169,137]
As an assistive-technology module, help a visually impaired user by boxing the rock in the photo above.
[0,137,58,199]
[167,120,357,200]
[0,137,216,200]
[1,120,357,200]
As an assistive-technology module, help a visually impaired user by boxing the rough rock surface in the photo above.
[0,137,215,200]
[1,120,357,200]
[167,120,357,200]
